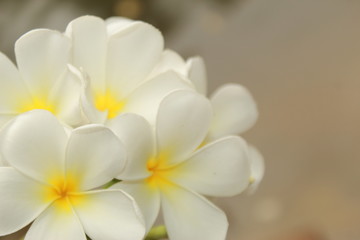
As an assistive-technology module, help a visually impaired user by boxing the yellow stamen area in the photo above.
[94,90,126,119]
[43,174,85,213]
[18,95,57,114]
[146,152,175,189]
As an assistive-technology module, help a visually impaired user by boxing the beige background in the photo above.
[1,0,360,239]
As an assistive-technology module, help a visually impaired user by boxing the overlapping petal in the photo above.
[247,145,265,194]
[0,110,67,184]
[65,124,126,191]
[186,56,207,95]
[107,114,154,180]
[112,182,160,232]
[156,90,212,165]
[72,190,145,240]
[167,136,251,197]
[161,185,228,240]
[209,83,258,139]
[25,202,86,240]
[0,168,51,236]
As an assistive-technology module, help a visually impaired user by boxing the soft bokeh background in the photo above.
[1,0,360,239]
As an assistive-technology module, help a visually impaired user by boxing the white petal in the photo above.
[79,74,108,124]
[112,182,160,232]
[124,71,194,124]
[105,16,134,35]
[148,49,187,79]
[186,56,207,95]
[66,124,126,191]
[156,90,212,166]
[0,52,31,113]
[209,84,258,139]
[0,110,67,184]
[168,136,251,197]
[49,65,87,127]
[247,145,265,194]
[0,168,51,236]
[106,114,153,180]
[0,113,17,128]
[161,185,228,240]
[106,22,164,96]
[15,29,70,94]
[25,201,86,240]
[66,16,107,94]
[72,189,145,240]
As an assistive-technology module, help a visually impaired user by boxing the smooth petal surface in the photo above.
[105,17,133,35]
[112,182,160,232]
[0,168,51,236]
[72,189,145,240]
[149,49,187,79]
[107,114,153,180]
[25,201,86,240]
[186,56,207,95]
[106,22,163,96]
[161,185,228,240]
[0,110,67,184]
[247,145,265,194]
[15,29,70,94]
[66,124,126,191]
[156,90,212,165]
[0,52,31,113]
[124,71,193,124]
[168,136,251,197]
[49,65,87,127]
[209,83,258,139]
[66,16,107,93]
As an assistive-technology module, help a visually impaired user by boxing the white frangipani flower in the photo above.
[110,90,251,240]
[0,29,86,128]
[65,16,193,125]
[151,49,263,191]
[0,110,145,240]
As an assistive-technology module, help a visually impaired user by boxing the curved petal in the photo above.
[66,16,107,94]
[66,124,126,191]
[0,168,51,236]
[71,189,145,240]
[49,65,87,127]
[0,52,31,113]
[209,84,258,139]
[105,16,134,35]
[0,110,67,184]
[186,56,207,95]
[148,49,187,79]
[247,145,265,194]
[106,114,154,180]
[112,181,160,232]
[106,21,164,96]
[168,136,251,197]
[25,201,86,240]
[124,71,194,124]
[15,29,70,95]
[79,74,108,124]
[156,90,212,166]
[161,185,228,240]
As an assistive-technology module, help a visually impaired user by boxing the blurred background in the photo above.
[1,0,360,239]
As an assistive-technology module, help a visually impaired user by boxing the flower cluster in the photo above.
[0,16,264,240]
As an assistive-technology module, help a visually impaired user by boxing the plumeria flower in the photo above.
[110,90,251,240]
[151,49,264,191]
[0,110,145,240]
[0,29,86,128]
[65,16,193,125]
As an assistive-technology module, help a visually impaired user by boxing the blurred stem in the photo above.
[103,179,121,188]
[145,225,168,240]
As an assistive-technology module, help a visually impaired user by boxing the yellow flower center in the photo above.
[44,174,84,212]
[94,90,126,119]
[146,152,174,188]
[18,95,57,114]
